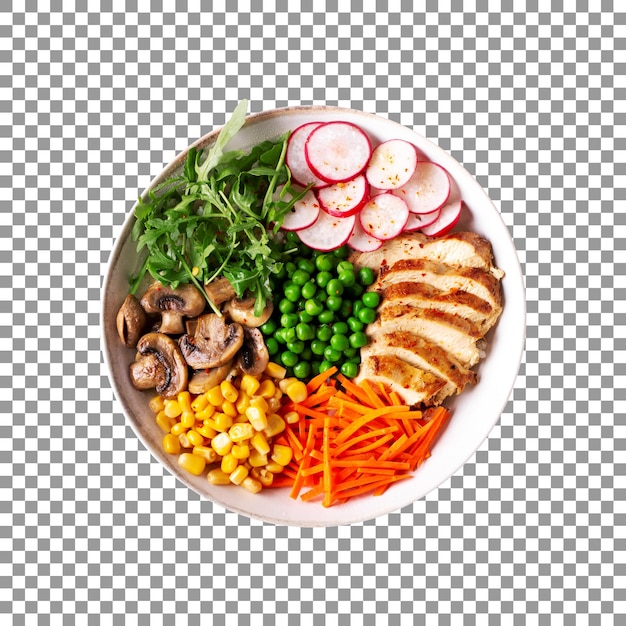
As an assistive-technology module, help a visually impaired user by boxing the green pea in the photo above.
[347,316,364,332]
[344,347,357,359]
[274,329,287,344]
[358,267,375,286]
[284,283,301,302]
[339,300,353,319]
[310,339,328,356]
[318,309,335,324]
[301,281,317,300]
[357,307,377,324]
[316,325,333,342]
[319,360,333,373]
[326,296,342,312]
[362,291,381,308]
[293,361,312,380]
[265,337,279,356]
[281,313,299,328]
[296,322,315,341]
[348,283,364,298]
[336,260,354,274]
[287,340,305,355]
[280,351,298,368]
[352,300,364,316]
[349,354,361,364]
[315,254,334,272]
[279,298,296,314]
[340,361,359,378]
[274,264,287,280]
[291,269,311,286]
[338,269,356,288]
[330,334,349,351]
[282,327,297,343]
[304,298,324,317]
[326,278,344,297]
[260,318,278,335]
[349,331,368,349]
[298,311,314,324]
[332,321,348,335]
[298,258,316,274]
[311,361,321,376]
[323,346,342,363]
[300,347,313,362]
[316,271,332,288]
[333,245,350,259]
[285,260,297,275]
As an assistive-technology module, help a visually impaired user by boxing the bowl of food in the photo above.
[102,102,525,526]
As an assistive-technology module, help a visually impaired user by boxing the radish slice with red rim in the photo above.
[305,121,372,183]
[318,174,369,218]
[392,161,451,214]
[285,122,327,188]
[403,207,441,232]
[296,211,356,251]
[365,139,418,190]
[348,219,383,252]
[419,200,463,237]
[359,193,409,241]
[277,187,321,232]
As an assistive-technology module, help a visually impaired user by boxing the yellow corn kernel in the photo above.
[246,406,268,432]
[186,429,204,447]
[170,422,187,437]
[265,461,284,474]
[229,465,249,485]
[265,361,287,380]
[206,386,224,407]
[271,444,293,467]
[229,422,254,443]
[178,452,206,476]
[193,446,218,464]
[266,397,281,413]
[207,468,231,485]
[164,399,182,418]
[149,395,165,414]
[263,413,286,438]
[257,379,276,399]
[250,431,270,456]
[248,448,268,468]
[284,411,300,425]
[214,412,233,432]
[196,404,216,420]
[196,425,217,439]
[285,380,308,404]
[241,476,262,494]
[220,380,239,403]
[249,396,269,413]
[180,411,196,429]
[235,392,251,414]
[163,433,181,455]
[155,411,172,434]
[220,452,238,474]
[231,443,250,460]
[240,374,260,397]
[278,377,297,393]
[211,431,233,457]
[221,400,238,418]
[191,393,209,412]
[251,467,274,487]
[234,413,249,423]
[178,432,192,449]
[177,391,193,414]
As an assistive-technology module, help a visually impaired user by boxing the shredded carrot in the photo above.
[279,375,452,508]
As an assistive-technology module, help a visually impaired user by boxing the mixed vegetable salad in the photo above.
[119,101,463,507]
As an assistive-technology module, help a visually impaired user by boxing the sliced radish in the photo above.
[420,200,463,237]
[359,193,409,241]
[278,187,321,232]
[403,207,441,232]
[392,161,451,214]
[305,121,372,183]
[296,211,356,251]
[348,219,383,252]
[285,122,327,188]
[318,174,369,218]
[365,139,418,190]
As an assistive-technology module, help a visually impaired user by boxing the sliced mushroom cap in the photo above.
[129,332,188,399]
[116,293,147,348]
[204,277,236,307]
[237,327,270,377]
[188,360,235,395]
[223,297,274,328]
[178,313,244,370]
[140,282,206,335]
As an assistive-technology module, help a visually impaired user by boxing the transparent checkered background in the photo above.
[2,2,624,623]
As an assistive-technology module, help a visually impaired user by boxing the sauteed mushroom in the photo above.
[116,294,147,348]
[204,277,236,307]
[140,282,205,335]
[129,333,188,399]
[188,360,235,395]
[237,327,270,376]
[223,297,273,327]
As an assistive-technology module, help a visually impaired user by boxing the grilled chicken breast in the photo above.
[352,231,504,407]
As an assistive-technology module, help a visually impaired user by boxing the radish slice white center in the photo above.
[359,193,409,241]
[365,139,418,190]
[277,187,321,232]
[392,161,451,214]
[296,211,356,251]
[318,174,369,217]
[285,122,327,188]
[348,219,383,252]
[420,200,463,237]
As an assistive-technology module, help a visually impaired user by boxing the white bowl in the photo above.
[102,106,526,527]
